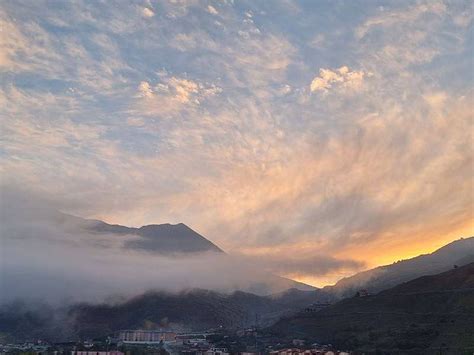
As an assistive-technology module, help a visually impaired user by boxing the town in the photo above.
[0,328,351,355]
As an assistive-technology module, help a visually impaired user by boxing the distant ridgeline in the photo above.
[323,236,474,298]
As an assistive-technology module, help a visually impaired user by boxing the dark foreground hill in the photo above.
[325,237,474,298]
[270,263,474,354]
[69,290,280,339]
[0,289,329,342]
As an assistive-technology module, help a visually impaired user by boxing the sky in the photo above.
[1,0,473,286]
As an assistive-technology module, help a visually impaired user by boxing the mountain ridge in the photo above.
[324,236,474,298]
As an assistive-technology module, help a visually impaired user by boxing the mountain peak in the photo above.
[86,218,224,254]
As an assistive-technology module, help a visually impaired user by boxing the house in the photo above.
[303,303,331,313]
[269,349,349,355]
[355,289,370,297]
[175,332,209,346]
[292,339,305,347]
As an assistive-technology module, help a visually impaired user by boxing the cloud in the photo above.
[169,77,200,103]
[423,91,448,109]
[310,66,371,93]
[1,190,341,304]
[134,75,222,116]
[236,249,365,279]
[141,7,155,18]
[353,1,469,71]
[355,2,447,39]
[138,81,154,98]
[167,27,295,90]
[207,5,218,15]
[0,10,61,72]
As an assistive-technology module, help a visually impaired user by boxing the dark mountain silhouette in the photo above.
[270,263,474,353]
[47,211,223,255]
[325,236,474,298]
[69,290,280,339]
[87,219,224,254]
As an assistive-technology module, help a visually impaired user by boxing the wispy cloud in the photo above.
[355,2,447,39]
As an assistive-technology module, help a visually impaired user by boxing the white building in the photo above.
[118,330,176,344]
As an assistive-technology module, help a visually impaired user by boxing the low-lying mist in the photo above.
[0,191,304,306]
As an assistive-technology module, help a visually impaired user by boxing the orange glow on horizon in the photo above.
[291,225,474,288]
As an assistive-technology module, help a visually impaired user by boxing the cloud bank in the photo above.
[0,191,365,304]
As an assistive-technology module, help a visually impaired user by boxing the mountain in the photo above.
[0,289,325,342]
[2,209,315,297]
[325,237,474,298]
[49,212,223,255]
[87,219,224,254]
[79,216,316,294]
[270,263,474,353]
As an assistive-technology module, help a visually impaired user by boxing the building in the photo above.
[118,330,176,343]
[269,349,302,355]
[269,349,349,355]
[205,348,229,355]
[175,332,211,346]
[302,303,332,313]
[355,289,370,297]
[292,339,305,347]
[72,352,124,355]
[236,328,258,337]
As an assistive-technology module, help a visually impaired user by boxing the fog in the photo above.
[0,190,316,305]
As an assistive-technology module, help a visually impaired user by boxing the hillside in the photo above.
[270,263,474,354]
[0,289,325,342]
[325,237,474,298]
[69,290,276,339]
